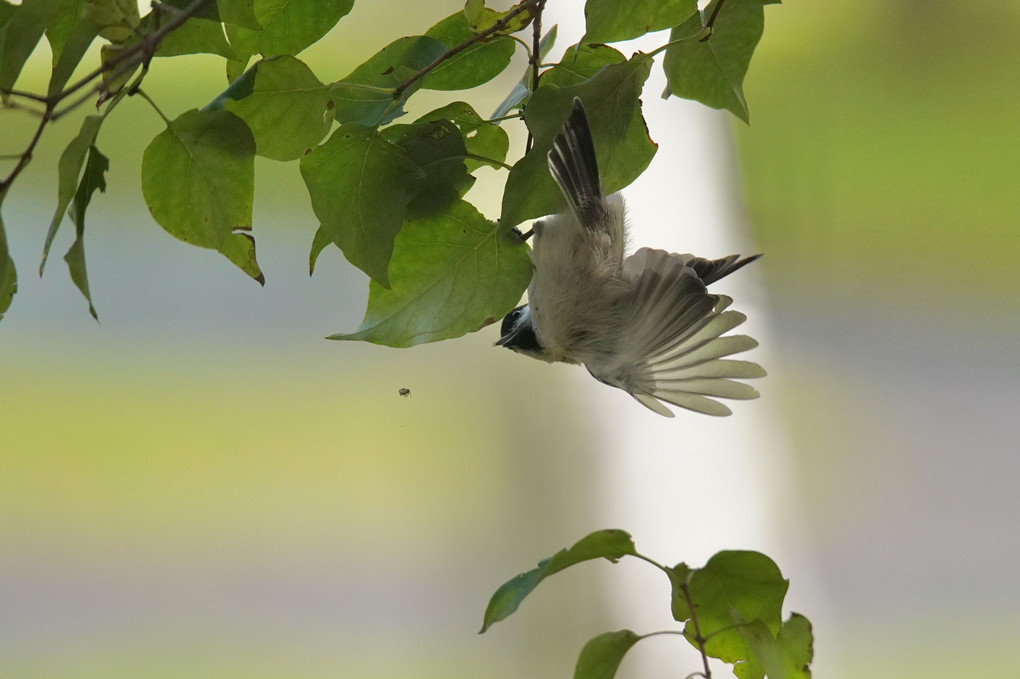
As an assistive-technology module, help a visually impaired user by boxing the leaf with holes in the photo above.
[141,109,263,283]
[415,101,509,172]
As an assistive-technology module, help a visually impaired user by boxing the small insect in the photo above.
[398,387,411,397]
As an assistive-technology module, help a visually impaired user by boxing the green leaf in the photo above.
[141,108,263,283]
[300,124,418,286]
[481,529,637,632]
[63,144,108,319]
[329,199,531,347]
[83,0,139,43]
[47,15,99,97]
[383,120,472,215]
[308,223,331,275]
[0,208,16,322]
[46,0,87,64]
[733,614,813,679]
[330,35,447,127]
[415,101,509,172]
[422,7,515,91]
[465,0,536,35]
[42,114,104,274]
[665,562,693,621]
[0,0,62,91]
[225,0,353,62]
[217,0,259,30]
[98,39,139,96]
[154,15,236,59]
[490,80,529,120]
[573,630,642,679]
[681,551,789,667]
[223,55,332,160]
[540,42,626,88]
[499,53,656,229]
[662,0,777,123]
[583,0,697,43]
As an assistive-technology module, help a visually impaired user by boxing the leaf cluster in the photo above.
[482,529,813,679]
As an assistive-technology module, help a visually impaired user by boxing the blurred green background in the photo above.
[2,1,1018,678]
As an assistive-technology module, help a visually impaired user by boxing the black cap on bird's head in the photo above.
[495,304,546,359]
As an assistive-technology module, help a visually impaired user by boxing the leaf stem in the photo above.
[392,0,542,100]
[0,104,52,192]
[704,0,728,36]
[462,153,512,171]
[485,112,524,123]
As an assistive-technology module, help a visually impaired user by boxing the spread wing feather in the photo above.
[547,98,609,229]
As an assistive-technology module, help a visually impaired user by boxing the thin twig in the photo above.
[524,0,545,153]
[681,579,713,679]
[0,104,52,190]
[700,0,728,41]
[392,0,542,100]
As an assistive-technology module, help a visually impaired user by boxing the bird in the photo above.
[496,98,765,417]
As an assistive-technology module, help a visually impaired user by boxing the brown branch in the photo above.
[524,0,545,154]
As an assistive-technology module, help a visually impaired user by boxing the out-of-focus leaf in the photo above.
[0,208,16,321]
[583,0,697,43]
[226,0,353,62]
[490,80,529,119]
[205,60,255,109]
[308,223,331,275]
[84,0,139,43]
[541,42,625,88]
[0,0,62,91]
[64,144,108,319]
[223,55,332,160]
[662,0,778,123]
[383,119,472,214]
[574,630,642,679]
[46,0,86,63]
[416,101,509,172]
[47,15,99,97]
[328,199,531,347]
[99,39,139,97]
[217,0,259,30]
[141,108,263,283]
[422,7,515,91]
[733,613,813,679]
[499,53,655,229]
[665,562,693,621]
[330,35,447,127]
[300,124,418,286]
[680,551,789,667]
[481,530,638,632]
[42,114,103,274]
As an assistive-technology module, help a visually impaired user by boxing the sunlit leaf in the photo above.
[465,0,536,35]
[499,53,655,228]
[152,4,236,60]
[0,0,62,91]
[99,39,139,97]
[217,0,259,30]
[574,630,642,679]
[300,124,419,286]
[0,209,16,321]
[330,35,447,127]
[481,530,638,632]
[422,6,515,91]
[141,108,263,283]
[226,0,353,61]
[328,199,531,347]
[583,0,697,43]
[416,101,509,172]
[63,145,108,319]
[42,114,104,274]
[662,0,778,123]
[737,613,813,679]
[223,55,332,160]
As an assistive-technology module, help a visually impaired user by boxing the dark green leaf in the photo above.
[45,0,87,64]
[141,108,263,283]
[0,0,62,91]
[683,551,789,667]
[383,120,472,214]
[541,42,626,88]
[330,35,447,127]
[662,0,777,123]
[583,0,697,43]
[225,0,353,62]
[481,530,637,632]
[84,0,139,43]
[223,55,332,160]
[329,199,531,347]
[0,208,16,321]
[64,144,108,319]
[574,630,642,679]
[154,16,235,58]
[499,53,656,229]
[422,7,515,91]
[416,101,509,172]
[300,124,418,286]
[217,0,259,29]
[308,223,331,275]
[47,15,99,97]
[205,61,255,109]
[42,114,104,274]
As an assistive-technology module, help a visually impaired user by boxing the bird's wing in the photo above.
[588,248,765,417]
[547,98,610,229]
[675,252,762,286]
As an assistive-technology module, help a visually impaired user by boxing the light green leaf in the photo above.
[329,199,531,347]
[45,0,87,64]
[217,0,259,29]
[64,144,108,319]
[415,101,509,172]
[499,53,656,229]
[84,0,138,43]
[223,55,332,160]
[300,124,418,286]
[574,630,642,679]
[47,15,99,97]
[0,208,16,321]
[141,108,263,283]
[422,7,515,91]
[153,11,236,59]
[308,223,331,275]
[662,0,778,123]
[0,0,62,91]
[42,114,104,274]
[733,613,813,679]
[465,0,536,35]
[541,42,626,88]
[226,0,353,62]
[98,39,139,96]
[583,0,697,43]
[481,530,638,632]
[330,35,447,127]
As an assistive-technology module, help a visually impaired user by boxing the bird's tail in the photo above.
[547,98,608,228]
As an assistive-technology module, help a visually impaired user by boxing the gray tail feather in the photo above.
[547,98,607,227]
